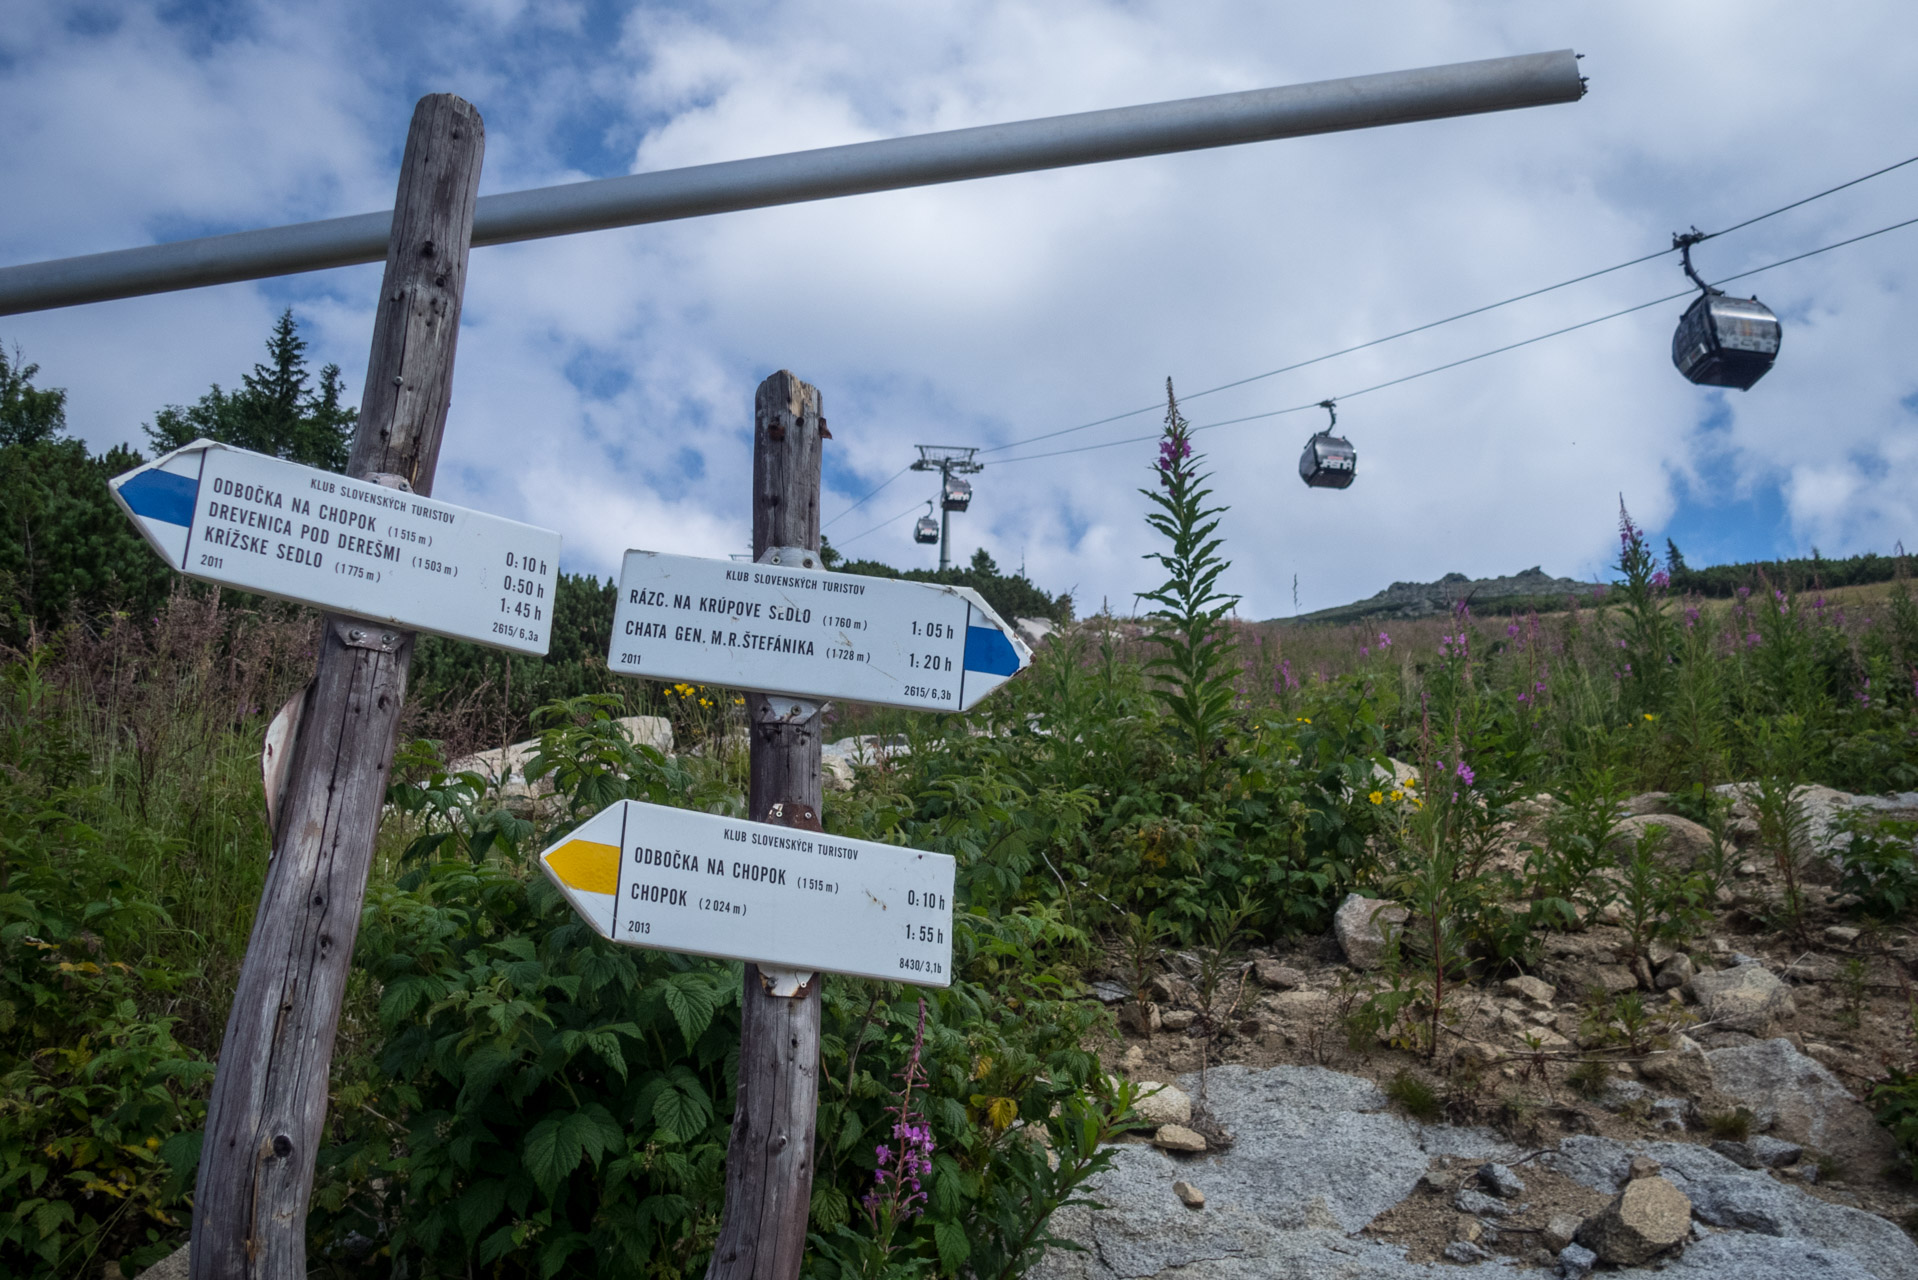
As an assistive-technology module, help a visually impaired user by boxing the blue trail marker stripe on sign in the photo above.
[964,625,1021,676]
[118,469,197,526]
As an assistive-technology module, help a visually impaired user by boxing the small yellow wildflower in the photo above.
[1390,789,1404,801]
[1368,791,1384,805]
[1643,713,1656,721]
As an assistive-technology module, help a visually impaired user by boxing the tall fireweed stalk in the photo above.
[864,998,935,1256]
[1139,379,1241,785]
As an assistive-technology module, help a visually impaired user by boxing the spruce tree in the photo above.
[144,310,356,470]
[0,345,68,447]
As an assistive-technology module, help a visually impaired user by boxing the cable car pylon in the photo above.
[1671,227,1781,390]
[909,445,982,570]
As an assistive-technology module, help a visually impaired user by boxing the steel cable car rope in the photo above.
[833,498,933,548]
[820,149,1918,533]
[978,209,1918,467]
[821,464,910,530]
[970,149,1918,460]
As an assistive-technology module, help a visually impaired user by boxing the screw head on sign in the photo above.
[348,629,366,643]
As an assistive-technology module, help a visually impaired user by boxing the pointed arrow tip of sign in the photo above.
[546,838,620,895]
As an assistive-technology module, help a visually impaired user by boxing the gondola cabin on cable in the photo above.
[913,503,941,545]
[1670,229,1781,391]
[1299,400,1357,489]
[941,474,973,511]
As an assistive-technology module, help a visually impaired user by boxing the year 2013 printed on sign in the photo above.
[539,800,956,987]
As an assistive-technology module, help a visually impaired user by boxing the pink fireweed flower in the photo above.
[1155,436,1192,487]
[1652,570,1670,590]
[1378,631,1392,647]
[863,999,935,1226]
[1455,760,1475,787]
[1619,504,1642,553]
[1507,623,1521,637]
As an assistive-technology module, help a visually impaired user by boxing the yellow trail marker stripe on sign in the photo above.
[546,839,620,894]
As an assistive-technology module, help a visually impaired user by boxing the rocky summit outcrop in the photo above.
[1284,566,1599,625]
[1036,1066,1918,1280]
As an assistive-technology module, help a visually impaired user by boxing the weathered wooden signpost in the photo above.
[531,371,996,1278]
[15,51,1585,1280]
[532,371,1007,1280]
[182,95,490,1280]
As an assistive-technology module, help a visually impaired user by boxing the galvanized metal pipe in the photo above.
[0,49,1581,316]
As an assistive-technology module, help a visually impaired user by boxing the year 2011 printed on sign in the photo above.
[109,439,563,655]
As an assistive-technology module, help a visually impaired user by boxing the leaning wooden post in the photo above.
[191,94,484,1280]
[707,370,829,1280]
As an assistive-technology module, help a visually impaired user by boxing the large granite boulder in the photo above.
[1334,894,1407,971]
[1689,961,1796,1036]
[1577,1176,1692,1265]
[1707,1038,1896,1170]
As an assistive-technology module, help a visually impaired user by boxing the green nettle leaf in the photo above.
[158,1129,203,1180]
[934,1218,973,1271]
[523,1115,577,1196]
[810,1180,851,1231]
[652,1069,715,1142]
[933,1094,969,1133]
[583,1028,628,1080]
[478,1223,520,1266]
[538,1232,592,1280]
[457,1178,507,1243]
[657,971,718,1048]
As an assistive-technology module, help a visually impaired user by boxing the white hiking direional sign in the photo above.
[110,438,563,654]
[539,799,956,986]
[606,549,1031,711]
